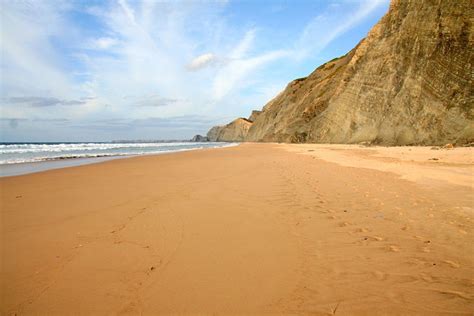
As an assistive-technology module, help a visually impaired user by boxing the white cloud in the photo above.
[186,53,217,71]
[295,0,388,59]
[204,29,289,100]
[0,1,75,98]
[212,48,289,100]
[90,37,120,50]
[118,0,136,24]
[0,0,389,140]
[230,29,255,59]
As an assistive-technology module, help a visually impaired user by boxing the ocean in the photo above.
[0,142,237,177]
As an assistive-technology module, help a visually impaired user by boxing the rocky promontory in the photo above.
[206,118,253,142]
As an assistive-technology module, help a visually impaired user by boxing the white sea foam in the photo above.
[0,142,209,154]
[0,142,237,165]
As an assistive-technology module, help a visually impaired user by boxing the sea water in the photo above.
[0,142,237,176]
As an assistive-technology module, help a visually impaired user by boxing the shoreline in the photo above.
[1,143,473,314]
[2,142,471,180]
[0,143,239,177]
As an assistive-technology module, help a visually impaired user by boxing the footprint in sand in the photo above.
[338,222,351,227]
[373,270,388,281]
[388,245,400,252]
[362,236,384,242]
[442,260,460,268]
[366,235,383,240]
[437,290,472,300]
[420,273,434,282]
[354,227,370,233]
[401,225,410,231]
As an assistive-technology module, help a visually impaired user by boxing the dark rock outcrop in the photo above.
[190,135,209,142]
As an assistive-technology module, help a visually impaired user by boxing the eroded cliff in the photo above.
[206,118,253,142]
[209,0,473,145]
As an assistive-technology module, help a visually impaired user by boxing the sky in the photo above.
[0,0,390,142]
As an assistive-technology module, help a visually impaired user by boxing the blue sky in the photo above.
[0,0,389,142]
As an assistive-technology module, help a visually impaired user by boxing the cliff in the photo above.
[208,0,473,145]
[206,118,253,142]
[248,110,262,122]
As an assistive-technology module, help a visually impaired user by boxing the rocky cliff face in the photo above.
[206,126,223,142]
[248,110,262,122]
[208,0,473,145]
[206,118,253,142]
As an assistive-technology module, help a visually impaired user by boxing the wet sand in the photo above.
[1,143,473,315]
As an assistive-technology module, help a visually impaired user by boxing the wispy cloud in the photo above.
[294,0,388,59]
[210,29,290,100]
[0,1,79,98]
[5,97,90,107]
[124,94,184,107]
[0,0,389,141]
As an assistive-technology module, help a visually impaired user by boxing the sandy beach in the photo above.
[1,143,473,315]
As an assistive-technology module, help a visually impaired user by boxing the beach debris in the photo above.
[150,266,156,271]
[307,149,315,152]
[429,158,439,161]
[443,143,454,149]
[15,195,22,198]
[430,146,440,150]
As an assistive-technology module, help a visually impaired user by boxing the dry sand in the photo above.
[1,143,473,315]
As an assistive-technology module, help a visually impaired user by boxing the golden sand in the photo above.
[1,143,473,314]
